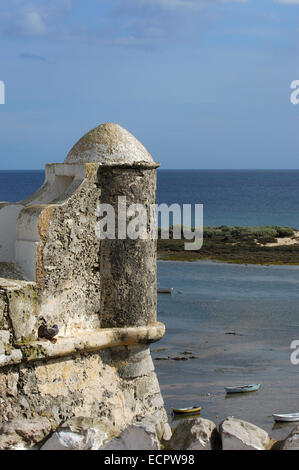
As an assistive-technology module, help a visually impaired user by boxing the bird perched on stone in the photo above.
[38,319,59,344]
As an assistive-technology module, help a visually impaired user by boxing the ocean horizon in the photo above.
[2,169,299,228]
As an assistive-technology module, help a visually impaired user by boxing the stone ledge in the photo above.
[0,322,165,366]
[0,349,23,367]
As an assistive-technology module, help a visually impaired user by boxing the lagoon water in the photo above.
[156,260,299,439]
[1,169,299,438]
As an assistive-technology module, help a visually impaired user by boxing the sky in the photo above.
[0,0,299,169]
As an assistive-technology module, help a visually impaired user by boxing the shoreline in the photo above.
[158,225,299,265]
[158,254,299,266]
[155,259,299,442]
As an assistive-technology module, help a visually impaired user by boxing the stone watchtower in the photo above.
[0,123,168,449]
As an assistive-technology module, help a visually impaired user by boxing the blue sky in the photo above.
[0,0,299,169]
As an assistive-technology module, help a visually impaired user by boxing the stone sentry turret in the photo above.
[0,124,169,450]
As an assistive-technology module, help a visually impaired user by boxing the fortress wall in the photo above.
[0,123,168,450]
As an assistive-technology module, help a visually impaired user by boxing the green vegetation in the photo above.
[158,225,299,265]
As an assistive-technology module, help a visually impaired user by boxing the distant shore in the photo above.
[158,225,299,265]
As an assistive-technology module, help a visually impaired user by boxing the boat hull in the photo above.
[157,288,173,294]
[273,413,299,422]
[225,384,261,394]
[172,407,201,415]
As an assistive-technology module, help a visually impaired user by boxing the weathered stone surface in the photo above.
[18,324,165,363]
[0,330,10,354]
[0,345,167,443]
[0,123,168,449]
[66,123,155,166]
[161,422,172,441]
[0,262,27,281]
[41,416,116,450]
[118,355,155,379]
[6,372,19,397]
[0,279,38,342]
[135,372,161,400]
[0,417,52,449]
[141,415,172,442]
[36,165,102,335]
[41,431,87,450]
[102,423,160,450]
[281,425,299,450]
[99,166,158,328]
[0,295,6,327]
[220,417,270,450]
[0,348,22,366]
[41,427,107,451]
[167,418,220,450]
[146,393,165,411]
[0,330,10,344]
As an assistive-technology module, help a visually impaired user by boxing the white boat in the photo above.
[273,412,299,422]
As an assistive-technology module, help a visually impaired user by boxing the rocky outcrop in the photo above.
[166,417,221,451]
[0,417,53,450]
[220,417,271,450]
[41,418,165,450]
[41,418,110,451]
[3,413,299,451]
[141,415,172,443]
[102,423,160,451]
[281,425,299,450]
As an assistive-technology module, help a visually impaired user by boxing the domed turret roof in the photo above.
[65,123,155,165]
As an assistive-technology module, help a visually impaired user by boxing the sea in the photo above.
[1,169,299,438]
[2,169,299,227]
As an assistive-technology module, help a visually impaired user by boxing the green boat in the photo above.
[225,383,261,394]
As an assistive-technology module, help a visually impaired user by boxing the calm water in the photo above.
[158,169,299,228]
[1,169,299,438]
[156,260,299,439]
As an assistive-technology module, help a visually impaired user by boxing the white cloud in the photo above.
[275,0,299,3]
[0,0,249,46]
[22,11,47,35]
[127,0,248,8]
[1,1,73,38]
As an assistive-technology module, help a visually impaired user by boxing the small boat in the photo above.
[157,288,174,294]
[172,406,201,415]
[273,412,299,422]
[225,383,261,394]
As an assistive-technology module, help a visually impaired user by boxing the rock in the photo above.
[102,423,160,450]
[140,415,172,442]
[0,330,10,354]
[161,422,172,441]
[41,431,86,450]
[0,417,52,450]
[167,418,220,450]
[220,417,270,450]
[0,348,22,366]
[41,418,110,450]
[6,372,19,397]
[0,297,6,325]
[41,428,107,451]
[281,425,299,450]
